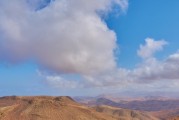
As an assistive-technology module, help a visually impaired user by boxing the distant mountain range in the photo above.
[74,95,179,111]
[74,95,179,120]
[93,105,159,120]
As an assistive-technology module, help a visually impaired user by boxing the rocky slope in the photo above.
[76,97,179,111]
[0,96,116,120]
[151,108,179,120]
[93,105,159,120]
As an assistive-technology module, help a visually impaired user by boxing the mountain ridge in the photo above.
[0,96,162,120]
[0,96,117,120]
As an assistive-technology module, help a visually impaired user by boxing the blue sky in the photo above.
[0,0,179,97]
[107,0,179,68]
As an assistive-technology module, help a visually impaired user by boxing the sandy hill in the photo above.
[170,116,179,120]
[0,96,117,120]
[151,108,179,120]
[77,97,179,112]
[93,105,159,120]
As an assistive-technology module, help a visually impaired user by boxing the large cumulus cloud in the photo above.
[0,0,128,75]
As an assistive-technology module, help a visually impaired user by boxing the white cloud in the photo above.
[82,68,132,87]
[78,38,179,89]
[45,76,82,89]
[0,0,128,75]
[0,0,130,89]
[115,0,128,12]
[137,38,168,59]
[133,51,179,81]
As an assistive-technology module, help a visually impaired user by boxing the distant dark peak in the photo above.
[0,95,19,100]
[96,97,119,106]
[54,96,75,102]
[97,97,115,103]
[0,96,76,105]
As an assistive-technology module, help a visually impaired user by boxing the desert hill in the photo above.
[169,116,179,120]
[151,108,179,120]
[0,96,117,120]
[93,105,159,120]
[76,97,179,111]
[75,96,179,120]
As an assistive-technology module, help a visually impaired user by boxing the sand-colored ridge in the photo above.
[93,105,160,120]
[0,96,116,120]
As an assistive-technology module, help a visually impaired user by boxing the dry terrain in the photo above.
[75,96,179,120]
[151,109,179,120]
[0,96,161,120]
[0,96,116,120]
[93,105,159,120]
[77,97,179,111]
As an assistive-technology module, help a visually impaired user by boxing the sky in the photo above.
[0,0,179,97]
